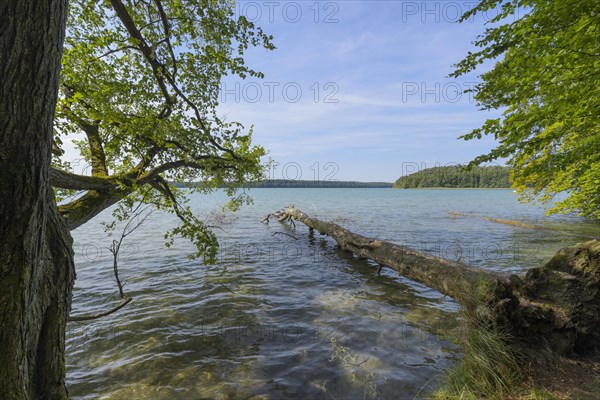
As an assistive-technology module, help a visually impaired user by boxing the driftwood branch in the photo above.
[219,282,236,294]
[272,232,298,240]
[68,297,133,322]
[271,206,600,357]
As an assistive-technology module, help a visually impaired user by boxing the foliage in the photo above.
[393,166,510,188]
[52,0,274,261]
[452,0,600,219]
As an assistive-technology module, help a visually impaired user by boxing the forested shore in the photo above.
[394,166,510,189]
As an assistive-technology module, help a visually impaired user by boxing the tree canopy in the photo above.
[453,0,600,218]
[52,0,274,261]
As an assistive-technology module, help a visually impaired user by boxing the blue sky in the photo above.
[218,0,512,182]
[57,1,514,182]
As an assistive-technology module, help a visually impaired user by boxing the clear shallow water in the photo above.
[66,189,599,399]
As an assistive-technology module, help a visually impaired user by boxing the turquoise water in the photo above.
[66,189,599,399]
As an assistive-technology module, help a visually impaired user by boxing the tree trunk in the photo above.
[271,207,600,357]
[0,0,74,398]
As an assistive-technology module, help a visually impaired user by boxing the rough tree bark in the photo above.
[0,0,75,398]
[271,207,600,357]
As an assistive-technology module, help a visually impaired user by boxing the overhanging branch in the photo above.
[50,168,113,191]
[59,188,131,230]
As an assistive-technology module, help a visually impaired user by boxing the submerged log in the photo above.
[483,217,600,240]
[269,206,600,357]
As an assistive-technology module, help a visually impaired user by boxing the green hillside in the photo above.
[393,166,510,188]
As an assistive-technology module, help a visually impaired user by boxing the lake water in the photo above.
[66,188,599,399]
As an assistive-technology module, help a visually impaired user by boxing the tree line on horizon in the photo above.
[172,179,393,188]
[393,166,510,188]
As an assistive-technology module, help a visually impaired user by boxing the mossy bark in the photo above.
[274,207,600,357]
[0,0,75,398]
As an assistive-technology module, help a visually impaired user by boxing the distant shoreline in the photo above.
[172,181,517,189]
[244,180,393,188]
[394,187,513,190]
[244,186,511,189]
[393,165,511,189]
[172,180,393,188]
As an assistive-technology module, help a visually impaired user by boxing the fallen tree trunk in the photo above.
[268,206,600,357]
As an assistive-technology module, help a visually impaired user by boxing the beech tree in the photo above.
[453,0,600,218]
[55,0,273,260]
[1,0,272,397]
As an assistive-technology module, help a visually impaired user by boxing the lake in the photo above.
[66,188,599,399]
